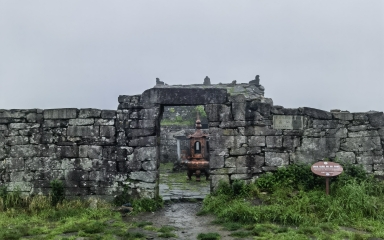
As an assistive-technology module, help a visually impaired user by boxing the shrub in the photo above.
[132,196,163,212]
[255,164,324,192]
[50,179,65,206]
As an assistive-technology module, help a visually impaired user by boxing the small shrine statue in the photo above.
[184,113,209,181]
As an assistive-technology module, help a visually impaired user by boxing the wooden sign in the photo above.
[311,161,343,177]
[311,161,343,195]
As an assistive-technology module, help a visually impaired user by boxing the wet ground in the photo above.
[127,202,247,240]
[125,164,243,239]
[159,164,210,201]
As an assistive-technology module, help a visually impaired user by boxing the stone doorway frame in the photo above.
[139,87,229,197]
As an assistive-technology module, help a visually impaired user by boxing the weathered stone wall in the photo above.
[0,108,131,198]
[1,77,383,199]
[159,126,193,164]
[207,103,384,190]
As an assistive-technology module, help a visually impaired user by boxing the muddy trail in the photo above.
[126,201,249,240]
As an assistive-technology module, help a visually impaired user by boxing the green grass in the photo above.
[221,221,243,231]
[197,232,221,240]
[158,232,177,238]
[159,163,210,191]
[199,163,384,239]
[0,190,163,240]
[136,221,153,228]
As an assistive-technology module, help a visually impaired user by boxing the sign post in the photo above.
[311,161,343,195]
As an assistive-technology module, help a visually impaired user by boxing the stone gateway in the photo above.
[0,76,383,199]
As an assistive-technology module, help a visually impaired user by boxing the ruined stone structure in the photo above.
[0,76,383,199]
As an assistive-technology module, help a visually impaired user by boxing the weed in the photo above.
[123,231,146,239]
[229,231,252,237]
[221,222,243,231]
[50,179,65,206]
[158,232,177,238]
[113,185,131,206]
[158,225,175,233]
[194,105,207,118]
[136,221,153,228]
[201,164,384,238]
[197,232,221,240]
[133,196,163,212]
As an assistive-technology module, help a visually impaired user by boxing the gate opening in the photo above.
[158,105,210,201]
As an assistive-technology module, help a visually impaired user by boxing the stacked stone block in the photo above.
[0,108,130,198]
[117,95,160,198]
[207,101,384,191]
[1,80,384,199]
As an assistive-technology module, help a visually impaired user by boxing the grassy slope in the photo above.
[199,163,384,239]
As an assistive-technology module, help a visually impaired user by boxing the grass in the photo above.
[199,163,384,239]
[0,189,165,240]
[159,163,210,191]
[0,198,122,239]
[197,232,221,240]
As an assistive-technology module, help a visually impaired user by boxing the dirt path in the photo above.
[126,202,246,240]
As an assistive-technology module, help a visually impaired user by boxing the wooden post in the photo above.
[325,177,330,195]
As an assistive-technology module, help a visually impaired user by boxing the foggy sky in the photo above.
[0,1,383,112]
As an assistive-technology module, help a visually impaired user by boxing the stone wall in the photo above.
[0,108,130,198]
[207,103,384,190]
[0,107,161,199]
[159,126,193,164]
[1,76,383,199]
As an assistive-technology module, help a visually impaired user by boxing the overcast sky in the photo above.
[0,1,383,112]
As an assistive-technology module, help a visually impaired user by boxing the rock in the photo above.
[312,120,339,129]
[141,88,227,107]
[266,136,283,148]
[302,107,332,120]
[94,119,115,126]
[248,136,266,147]
[128,136,156,147]
[129,171,157,183]
[67,126,99,137]
[348,130,379,138]
[101,110,116,119]
[340,137,381,152]
[133,147,157,162]
[265,152,289,166]
[79,145,102,159]
[100,126,115,137]
[367,112,384,127]
[335,152,356,164]
[333,112,353,121]
[205,104,232,122]
[69,119,94,126]
[44,109,77,119]
[291,138,339,164]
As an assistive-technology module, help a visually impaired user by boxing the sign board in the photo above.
[311,161,343,177]
[273,115,304,130]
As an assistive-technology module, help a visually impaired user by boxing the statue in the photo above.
[249,75,260,86]
[203,76,211,85]
[156,78,165,85]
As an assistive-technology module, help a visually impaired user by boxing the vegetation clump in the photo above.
[197,232,221,240]
[0,182,164,239]
[200,163,384,239]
